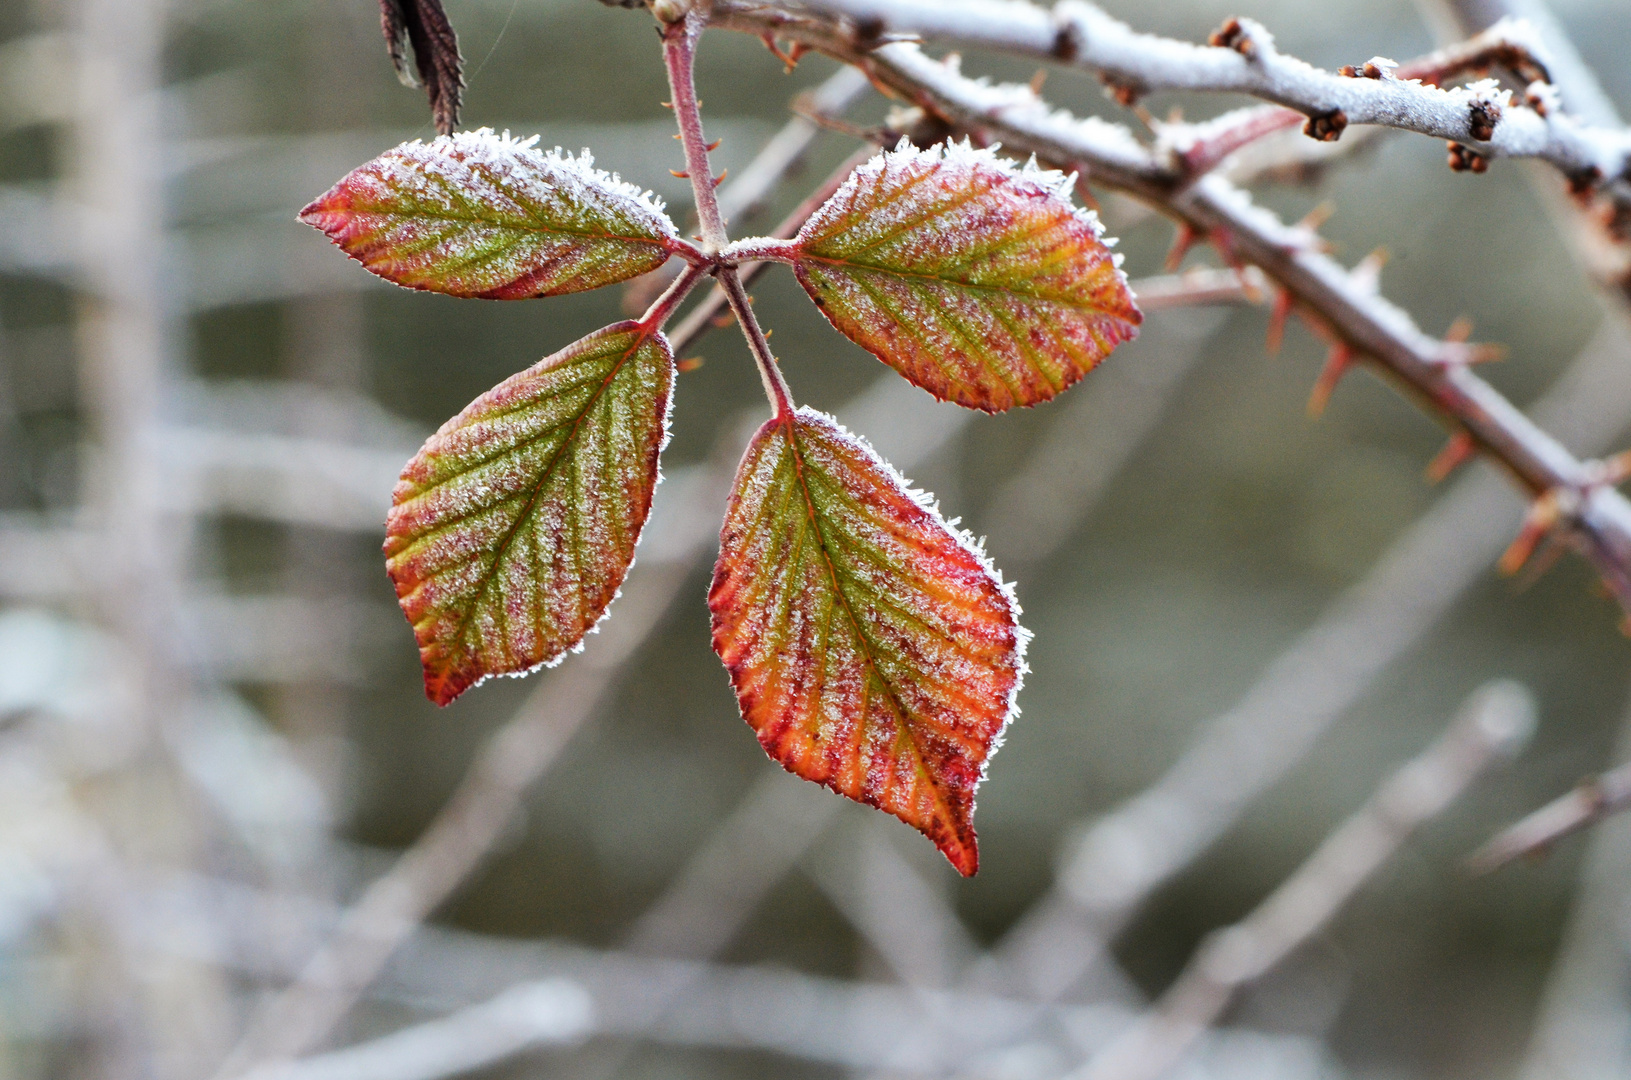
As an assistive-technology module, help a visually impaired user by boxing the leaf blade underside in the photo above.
[386,322,673,706]
[709,408,1025,875]
[792,139,1142,412]
[300,128,678,299]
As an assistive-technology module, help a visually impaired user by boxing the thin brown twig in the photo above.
[662,4,799,418]
[668,144,875,355]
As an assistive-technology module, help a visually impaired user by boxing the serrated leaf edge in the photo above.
[388,321,675,704]
[743,406,1031,856]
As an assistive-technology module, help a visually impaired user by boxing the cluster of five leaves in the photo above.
[300,127,1140,873]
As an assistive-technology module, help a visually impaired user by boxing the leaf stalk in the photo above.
[662,6,798,420]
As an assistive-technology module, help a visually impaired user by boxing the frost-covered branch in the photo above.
[758,0,1631,194]
[1073,681,1535,1080]
[682,2,1631,618]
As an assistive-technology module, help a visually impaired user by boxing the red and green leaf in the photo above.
[709,408,1026,875]
[386,322,673,706]
[789,139,1142,412]
[300,128,679,299]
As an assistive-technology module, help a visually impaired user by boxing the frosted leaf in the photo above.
[709,407,1027,875]
[299,128,679,299]
[386,322,673,705]
[788,139,1142,412]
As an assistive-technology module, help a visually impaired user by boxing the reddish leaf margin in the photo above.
[709,407,1027,874]
[386,321,674,706]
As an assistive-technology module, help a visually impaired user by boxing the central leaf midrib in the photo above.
[382,205,672,249]
[436,332,654,658]
[784,420,960,822]
[803,253,1100,310]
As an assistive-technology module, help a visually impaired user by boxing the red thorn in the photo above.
[1211,227,1247,272]
[713,169,728,187]
[761,32,801,70]
[1445,315,1474,343]
[1426,431,1477,483]
[670,169,690,178]
[1307,344,1354,418]
[705,138,723,151]
[1499,492,1562,575]
[1266,288,1293,355]
[1511,534,1566,592]
[678,356,705,373]
[660,100,673,108]
[1164,223,1198,272]
[1298,202,1335,232]
[710,311,736,328]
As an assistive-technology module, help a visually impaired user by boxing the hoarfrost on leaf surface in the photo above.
[708,406,1027,875]
[386,321,674,706]
[299,128,680,300]
[788,138,1142,412]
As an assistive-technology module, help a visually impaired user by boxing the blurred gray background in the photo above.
[2,0,1630,1077]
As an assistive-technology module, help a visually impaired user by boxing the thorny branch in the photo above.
[666,0,1631,622]
[766,0,1631,203]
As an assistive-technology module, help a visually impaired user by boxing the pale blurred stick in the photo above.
[805,815,980,989]
[227,934,1331,1080]
[1512,688,1631,1080]
[1071,681,1535,1080]
[981,305,1230,565]
[210,562,694,1077]
[1123,267,1266,310]
[1469,760,1631,872]
[236,980,594,1080]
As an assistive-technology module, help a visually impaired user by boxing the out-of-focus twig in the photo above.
[238,979,592,1080]
[1469,758,1631,872]
[1125,267,1267,310]
[1073,680,1535,1080]
[210,564,694,1076]
[1512,684,1631,1080]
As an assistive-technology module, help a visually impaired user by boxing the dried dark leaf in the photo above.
[378,0,464,136]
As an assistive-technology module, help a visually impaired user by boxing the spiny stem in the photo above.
[662,11,730,252]
[667,144,875,355]
[662,4,797,419]
[720,267,796,420]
